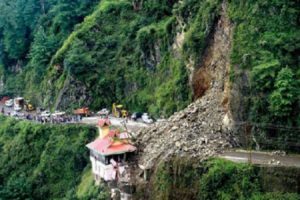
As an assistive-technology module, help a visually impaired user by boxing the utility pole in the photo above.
[245,122,252,164]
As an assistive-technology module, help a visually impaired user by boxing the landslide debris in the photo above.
[136,3,239,168]
[136,95,239,168]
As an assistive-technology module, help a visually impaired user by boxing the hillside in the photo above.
[0,0,299,199]
[0,0,299,149]
[0,116,108,199]
[136,158,300,200]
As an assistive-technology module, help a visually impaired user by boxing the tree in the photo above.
[269,67,298,118]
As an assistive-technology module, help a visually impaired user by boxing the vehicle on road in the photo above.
[97,108,110,116]
[5,99,13,107]
[131,112,143,121]
[112,103,128,118]
[41,110,51,117]
[141,113,154,124]
[131,112,154,124]
[14,97,25,111]
[74,107,90,117]
[52,111,66,117]
[24,101,35,112]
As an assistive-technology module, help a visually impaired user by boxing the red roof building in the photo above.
[86,135,136,156]
[86,129,136,183]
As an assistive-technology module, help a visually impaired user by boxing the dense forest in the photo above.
[0,116,108,199]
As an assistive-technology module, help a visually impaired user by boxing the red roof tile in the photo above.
[86,136,136,156]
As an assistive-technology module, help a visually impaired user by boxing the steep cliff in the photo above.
[136,1,237,168]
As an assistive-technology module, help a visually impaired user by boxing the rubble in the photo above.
[136,7,239,168]
[136,88,240,167]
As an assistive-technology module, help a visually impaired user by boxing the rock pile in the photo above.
[135,5,239,168]
[136,89,239,168]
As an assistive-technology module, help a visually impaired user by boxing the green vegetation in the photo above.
[0,0,203,117]
[0,1,298,146]
[228,0,300,151]
[150,158,300,200]
[0,0,99,104]
[47,0,191,117]
[0,116,108,199]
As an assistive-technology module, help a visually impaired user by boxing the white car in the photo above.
[5,99,13,107]
[52,111,66,117]
[142,113,154,124]
[97,108,110,116]
[41,111,51,117]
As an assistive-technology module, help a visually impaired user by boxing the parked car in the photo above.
[52,111,66,117]
[14,97,24,111]
[142,113,154,124]
[131,112,143,121]
[5,99,13,107]
[41,110,51,117]
[97,108,110,116]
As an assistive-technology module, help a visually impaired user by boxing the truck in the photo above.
[14,97,24,111]
[74,107,90,117]
[112,103,128,118]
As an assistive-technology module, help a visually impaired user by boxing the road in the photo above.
[1,102,149,131]
[81,116,149,132]
[219,150,300,168]
[0,102,37,116]
[2,102,300,168]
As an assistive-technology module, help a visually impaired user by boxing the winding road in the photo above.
[1,102,300,168]
[219,150,300,168]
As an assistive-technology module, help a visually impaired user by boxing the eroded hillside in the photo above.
[136,0,237,171]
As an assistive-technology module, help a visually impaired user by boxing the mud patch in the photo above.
[192,68,211,99]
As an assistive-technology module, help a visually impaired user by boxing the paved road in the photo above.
[2,102,300,167]
[1,102,149,131]
[219,150,300,168]
[81,116,149,132]
[0,102,37,115]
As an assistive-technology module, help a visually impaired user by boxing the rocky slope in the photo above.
[136,3,239,168]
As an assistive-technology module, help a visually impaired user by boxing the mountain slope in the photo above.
[44,0,192,116]
[0,0,299,149]
[136,2,237,167]
[0,116,108,199]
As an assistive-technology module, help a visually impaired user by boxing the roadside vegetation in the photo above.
[0,116,109,199]
[228,0,300,151]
